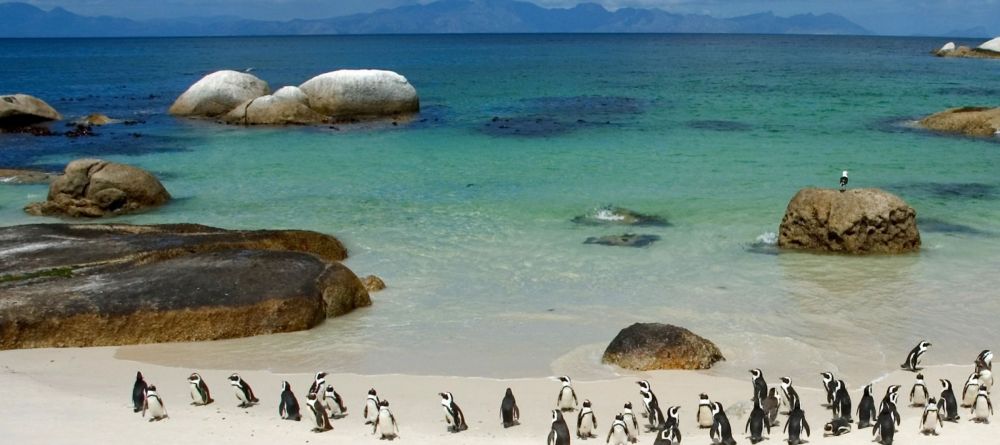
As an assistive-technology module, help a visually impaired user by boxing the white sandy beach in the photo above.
[0,346,994,444]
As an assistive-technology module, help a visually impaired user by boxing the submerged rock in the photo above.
[223,95,327,125]
[0,94,62,128]
[0,169,55,185]
[24,159,170,217]
[73,113,118,126]
[919,106,1000,138]
[299,70,419,118]
[778,188,920,254]
[0,223,371,349]
[602,323,725,370]
[572,206,669,227]
[584,233,660,248]
[169,70,270,117]
[361,275,387,292]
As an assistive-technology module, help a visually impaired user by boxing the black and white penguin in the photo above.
[548,409,571,445]
[306,392,332,432]
[873,398,897,445]
[857,383,877,428]
[920,396,943,435]
[439,391,468,433]
[557,376,578,412]
[323,384,347,419]
[142,385,168,421]
[910,373,929,407]
[901,340,931,372]
[779,376,798,413]
[839,170,849,191]
[662,406,682,443]
[978,367,994,394]
[364,388,381,425]
[820,372,836,408]
[697,394,715,429]
[749,368,767,402]
[500,387,520,428]
[606,413,631,445]
[577,399,598,439]
[228,373,259,408]
[745,398,769,444]
[373,399,399,439]
[832,379,853,421]
[972,385,993,423]
[878,385,901,423]
[653,423,681,445]
[939,379,961,422]
[622,402,640,443]
[279,381,301,421]
[823,417,851,437]
[637,380,664,430]
[132,371,148,413]
[963,372,981,407]
[308,371,327,395]
[709,401,736,445]
[978,349,994,370]
[187,372,213,406]
[763,388,780,427]
[784,399,810,445]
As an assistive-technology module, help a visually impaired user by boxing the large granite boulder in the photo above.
[980,36,1000,52]
[300,70,419,118]
[778,188,920,254]
[0,224,371,349]
[602,323,725,370]
[223,94,327,125]
[919,106,1000,137]
[169,70,270,117]
[0,94,62,128]
[24,159,170,218]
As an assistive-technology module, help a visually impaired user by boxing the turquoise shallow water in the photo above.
[1,34,999,381]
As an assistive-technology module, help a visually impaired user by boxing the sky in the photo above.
[21,0,1000,36]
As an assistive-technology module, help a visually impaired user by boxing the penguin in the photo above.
[920,397,943,435]
[132,371,148,413]
[606,413,631,445]
[308,371,327,395]
[857,383,877,428]
[279,381,301,421]
[637,380,664,430]
[577,399,598,439]
[784,399,810,445]
[709,401,737,445]
[622,402,640,443]
[439,391,468,432]
[749,368,767,402]
[977,349,993,372]
[745,398,769,444]
[873,399,897,445]
[373,399,399,440]
[823,417,851,437]
[978,368,994,394]
[972,385,993,423]
[909,373,929,407]
[364,388,381,425]
[697,394,715,429]
[939,379,961,422]
[323,384,347,419]
[820,372,836,407]
[548,409,571,445]
[840,170,848,191]
[306,392,332,432]
[228,373,259,408]
[662,405,680,430]
[878,385,901,423]
[832,379,853,421]
[963,372,981,407]
[763,387,780,427]
[557,376,579,412]
[778,376,798,413]
[653,423,681,445]
[901,340,931,372]
[187,372,213,406]
[142,385,168,421]
[500,387,520,428]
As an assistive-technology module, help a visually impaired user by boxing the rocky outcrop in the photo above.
[168,70,270,117]
[300,70,419,118]
[934,37,1000,59]
[980,36,1000,52]
[273,86,309,105]
[584,234,660,247]
[223,95,327,125]
[919,106,1000,137]
[361,275,386,292]
[0,94,62,128]
[602,323,725,370]
[778,188,920,254]
[0,169,55,184]
[24,159,170,217]
[0,224,371,349]
[572,206,669,226]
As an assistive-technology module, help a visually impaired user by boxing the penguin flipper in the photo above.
[514,403,520,421]
[745,416,751,434]
[803,417,810,437]
[571,387,578,406]
[578,411,584,430]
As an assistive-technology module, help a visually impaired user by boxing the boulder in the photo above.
[273,85,309,105]
[778,188,920,254]
[361,275,386,292]
[919,106,1000,137]
[74,113,117,126]
[300,69,419,118]
[934,45,1000,59]
[0,169,55,185]
[0,223,371,349]
[602,323,725,370]
[584,234,660,248]
[222,95,327,125]
[980,36,1000,52]
[24,159,170,217]
[572,206,669,227]
[0,94,61,128]
[168,70,270,117]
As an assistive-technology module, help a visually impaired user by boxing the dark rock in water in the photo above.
[0,224,371,349]
[480,95,645,137]
[361,275,386,292]
[918,217,990,236]
[584,233,660,248]
[572,206,669,227]
[480,116,578,137]
[24,158,170,218]
[686,119,752,132]
[602,322,725,370]
[519,96,645,117]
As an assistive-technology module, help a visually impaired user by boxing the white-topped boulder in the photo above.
[979,36,1000,53]
[939,41,956,52]
[272,86,309,105]
[223,95,327,125]
[169,70,270,117]
[299,69,419,118]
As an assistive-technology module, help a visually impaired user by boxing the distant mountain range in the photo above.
[0,0,872,38]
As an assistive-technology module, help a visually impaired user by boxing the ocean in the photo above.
[1,34,998,383]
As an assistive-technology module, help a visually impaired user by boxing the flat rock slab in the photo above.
[0,224,370,349]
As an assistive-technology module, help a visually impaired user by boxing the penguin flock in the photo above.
[127,345,994,444]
